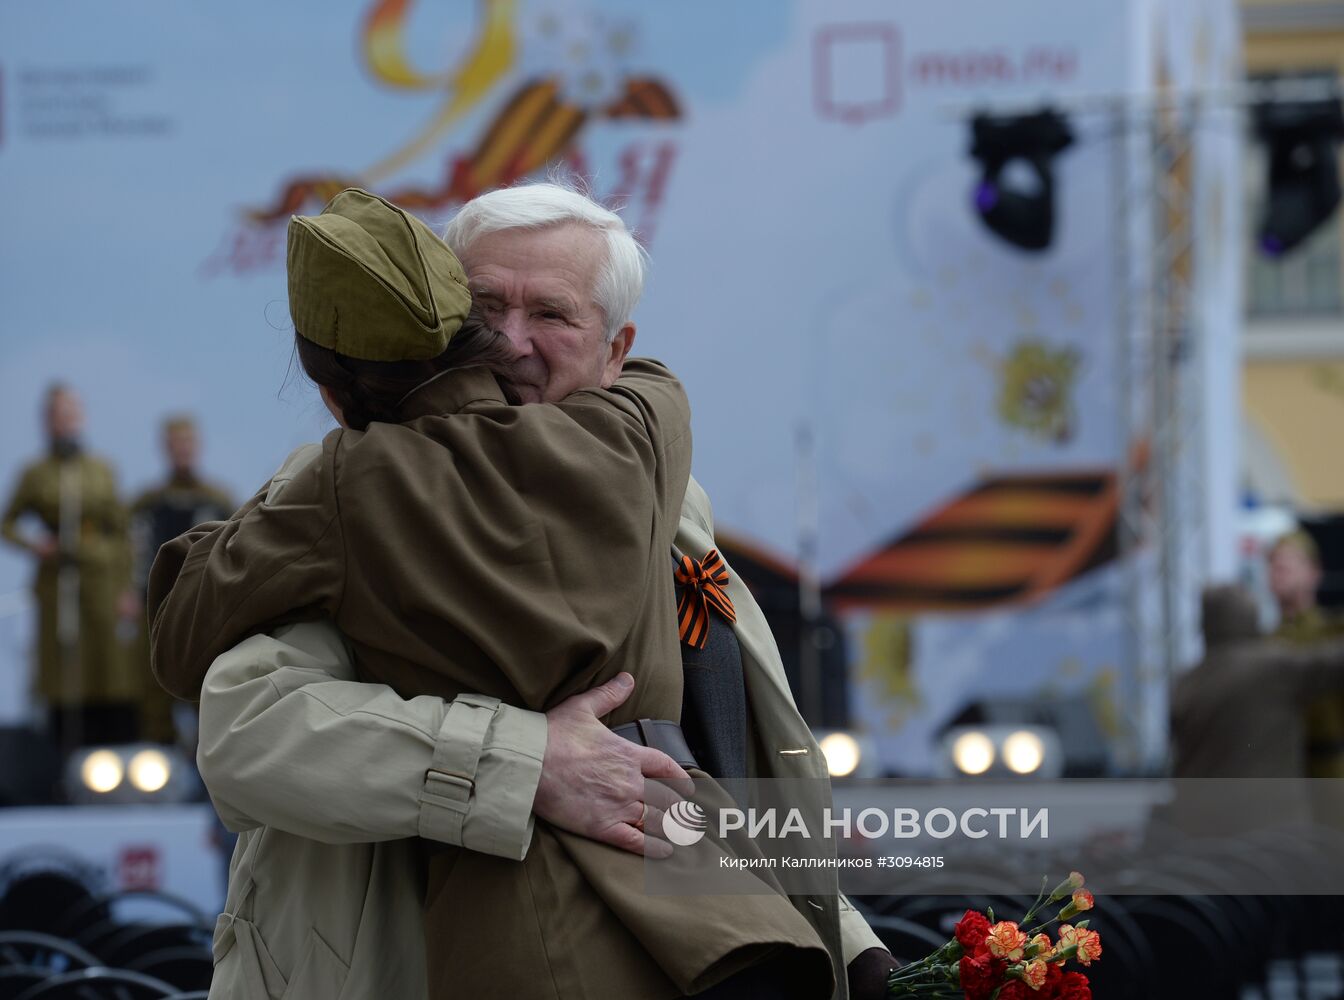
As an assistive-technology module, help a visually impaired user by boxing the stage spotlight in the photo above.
[939,724,1065,779]
[79,750,123,794]
[1255,97,1344,257]
[1003,730,1045,775]
[969,108,1074,252]
[950,731,995,775]
[819,732,861,778]
[127,749,172,793]
[64,744,198,804]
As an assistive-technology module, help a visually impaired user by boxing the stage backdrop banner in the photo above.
[0,0,1241,773]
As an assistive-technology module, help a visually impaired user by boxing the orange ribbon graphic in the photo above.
[675,549,737,649]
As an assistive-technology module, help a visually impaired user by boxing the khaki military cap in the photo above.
[287,188,471,362]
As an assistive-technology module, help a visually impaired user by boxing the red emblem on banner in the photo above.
[117,846,162,891]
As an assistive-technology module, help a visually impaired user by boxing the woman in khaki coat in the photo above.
[150,188,831,1000]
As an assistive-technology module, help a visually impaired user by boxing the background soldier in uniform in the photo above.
[128,415,234,742]
[1270,530,1344,779]
[0,384,139,750]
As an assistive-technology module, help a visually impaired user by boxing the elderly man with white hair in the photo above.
[177,184,895,1000]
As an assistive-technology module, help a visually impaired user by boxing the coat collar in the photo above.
[395,366,507,421]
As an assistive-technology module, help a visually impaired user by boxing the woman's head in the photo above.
[287,188,514,428]
[295,312,514,430]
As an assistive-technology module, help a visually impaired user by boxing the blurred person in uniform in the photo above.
[1173,585,1344,782]
[128,415,234,743]
[1169,585,1344,843]
[0,384,140,748]
[1269,531,1344,778]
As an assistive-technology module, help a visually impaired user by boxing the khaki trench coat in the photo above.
[150,360,832,1000]
[1,452,136,705]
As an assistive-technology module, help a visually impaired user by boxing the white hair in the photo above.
[442,183,647,342]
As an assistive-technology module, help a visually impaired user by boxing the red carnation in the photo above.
[958,952,1004,1000]
[955,909,992,951]
[997,983,1030,1000]
[1042,963,1064,992]
[1053,971,1092,1000]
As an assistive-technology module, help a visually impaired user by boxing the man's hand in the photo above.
[847,948,902,1000]
[535,672,695,859]
[32,536,58,561]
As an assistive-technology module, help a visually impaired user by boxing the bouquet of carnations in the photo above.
[887,872,1101,999]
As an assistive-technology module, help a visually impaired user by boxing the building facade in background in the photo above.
[1242,0,1344,510]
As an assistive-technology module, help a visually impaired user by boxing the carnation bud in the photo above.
[1048,870,1087,901]
[1057,888,1095,921]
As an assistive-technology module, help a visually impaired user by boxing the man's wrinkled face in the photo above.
[1269,542,1321,610]
[462,223,633,403]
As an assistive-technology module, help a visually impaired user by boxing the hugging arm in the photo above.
[149,360,691,712]
[198,620,691,858]
[197,619,545,856]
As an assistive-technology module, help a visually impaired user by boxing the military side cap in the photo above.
[287,188,471,362]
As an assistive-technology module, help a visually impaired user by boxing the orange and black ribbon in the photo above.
[674,549,737,649]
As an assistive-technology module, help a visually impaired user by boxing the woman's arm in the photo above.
[198,619,545,857]
[152,359,691,712]
[148,446,335,700]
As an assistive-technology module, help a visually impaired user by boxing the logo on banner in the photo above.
[117,846,162,891]
[204,1,683,277]
[813,24,902,124]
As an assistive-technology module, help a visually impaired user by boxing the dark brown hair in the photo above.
[295,312,516,430]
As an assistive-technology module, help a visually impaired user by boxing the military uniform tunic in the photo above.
[1,450,135,705]
[1279,607,1344,777]
[129,472,234,738]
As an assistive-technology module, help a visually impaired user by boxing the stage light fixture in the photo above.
[950,731,995,775]
[79,750,124,794]
[127,749,172,793]
[1255,97,1344,257]
[819,731,861,778]
[1002,730,1045,775]
[968,108,1074,252]
[64,743,199,804]
[939,724,1065,779]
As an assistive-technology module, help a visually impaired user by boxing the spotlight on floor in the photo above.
[815,729,878,780]
[127,748,172,793]
[79,750,124,795]
[948,730,996,776]
[64,744,197,804]
[819,731,862,778]
[939,725,1064,779]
